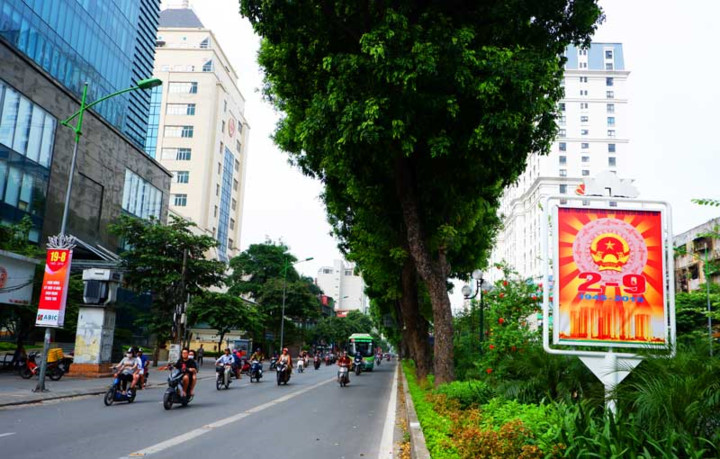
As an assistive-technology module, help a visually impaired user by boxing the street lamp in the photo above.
[34,78,162,393]
[461,269,486,343]
[279,256,313,350]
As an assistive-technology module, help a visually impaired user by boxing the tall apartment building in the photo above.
[316,260,367,315]
[149,7,249,261]
[0,0,170,249]
[491,43,630,280]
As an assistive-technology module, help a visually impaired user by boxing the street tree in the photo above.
[110,215,226,364]
[187,292,263,351]
[240,0,602,384]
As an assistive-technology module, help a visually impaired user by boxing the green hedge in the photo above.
[433,380,494,409]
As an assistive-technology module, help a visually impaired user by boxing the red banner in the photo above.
[35,249,72,328]
[555,207,666,347]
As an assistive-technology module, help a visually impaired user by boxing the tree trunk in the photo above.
[395,157,455,385]
[218,332,226,353]
[399,256,432,380]
[153,345,160,367]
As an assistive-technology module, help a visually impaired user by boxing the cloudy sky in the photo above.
[187,0,720,308]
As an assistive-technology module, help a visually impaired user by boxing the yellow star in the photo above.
[605,240,616,250]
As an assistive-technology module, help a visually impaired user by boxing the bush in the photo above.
[0,342,17,352]
[434,380,494,408]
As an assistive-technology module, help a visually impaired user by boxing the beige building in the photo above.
[148,7,249,261]
[674,217,720,293]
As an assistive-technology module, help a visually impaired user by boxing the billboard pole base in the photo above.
[579,351,642,414]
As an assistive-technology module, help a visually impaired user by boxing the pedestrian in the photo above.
[197,344,204,366]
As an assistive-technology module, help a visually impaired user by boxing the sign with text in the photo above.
[0,251,38,306]
[35,249,72,328]
[554,207,667,348]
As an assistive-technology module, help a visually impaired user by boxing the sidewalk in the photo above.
[0,361,216,408]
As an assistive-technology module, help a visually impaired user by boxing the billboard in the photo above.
[35,249,73,328]
[0,251,38,306]
[554,206,667,348]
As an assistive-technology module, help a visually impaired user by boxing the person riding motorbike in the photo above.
[277,347,292,372]
[337,351,351,384]
[113,348,138,394]
[249,348,263,375]
[215,348,235,383]
[160,347,197,397]
[353,352,364,373]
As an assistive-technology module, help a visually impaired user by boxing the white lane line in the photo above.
[120,377,335,458]
[0,432,16,438]
[378,364,399,458]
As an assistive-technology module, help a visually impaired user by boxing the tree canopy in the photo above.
[240,0,603,384]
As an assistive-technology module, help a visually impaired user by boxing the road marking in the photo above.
[0,432,16,438]
[120,377,335,458]
[378,364,399,458]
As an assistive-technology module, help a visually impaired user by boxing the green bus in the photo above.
[348,333,375,372]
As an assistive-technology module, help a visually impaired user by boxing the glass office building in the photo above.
[144,85,162,158]
[0,78,57,242]
[0,0,161,149]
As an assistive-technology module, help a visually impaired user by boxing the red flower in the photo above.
[499,293,505,299]
[549,297,554,302]
[486,368,493,374]
[531,295,538,301]
[502,280,508,287]
[511,345,517,352]
[538,283,543,289]
[489,344,495,350]
[498,317,505,324]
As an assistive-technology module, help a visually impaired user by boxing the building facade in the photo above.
[149,7,249,261]
[316,260,367,314]
[0,0,160,149]
[674,217,720,293]
[490,43,631,280]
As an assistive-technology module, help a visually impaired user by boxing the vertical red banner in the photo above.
[35,249,72,328]
[555,207,666,347]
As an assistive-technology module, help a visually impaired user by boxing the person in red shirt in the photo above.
[337,350,352,384]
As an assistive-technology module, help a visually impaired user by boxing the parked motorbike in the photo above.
[104,374,136,406]
[276,362,290,385]
[216,364,233,390]
[163,369,193,409]
[297,357,305,373]
[249,359,263,382]
[338,365,350,387]
[313,355,321,370]
[18,351,66,381]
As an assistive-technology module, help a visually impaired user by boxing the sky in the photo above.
[187,0,720,310]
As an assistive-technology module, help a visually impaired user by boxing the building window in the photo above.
[609,157,617,167]
[607,91,614,99]
[560,198,568,205]
[558,115,566,125]
[559,156,567,165]
[609,201,618,207]
[559,169,567,177]
[223,100,227,112]
[202,60,213,72]
[605,50,614,59]
[608,143,616,153]
[216,184,220,196]
[582,169,590,176]
[559,142,566,151]
[582,156,590,163]
[605,63,614,70]
[181,126,193,137]
[581,129,589,136]
[173,194,187,206]
[606,77,614,87]
[122,170,162,219]
[607,117,616,126]
[164,126,194,138]
[168,82,198,94]
[236,140,241,152]
[582,199,590,206]
[581,142,589,149]
[231,198,237,210]
[234,160,240,172]
[607,103,615,113]
[580,89,588,96]
[579,76,588,83]
[233,179,238,191]
[214,205,218,217]
[608,130,616,138]
[228,239,234,249]
[579,49,587,56]
[219,141,224,153]
[218,162,222,174]
[580,62,587,69]
[200,37,210,49]
[558,129,566,138]
[580,102,589,110]
[166,103,196,115]
[161,148,192,161]
[559,103,566,111]
[175,171,189,183]
[580,116,589,123]
[559,184,567,194]
[230,218,235,230]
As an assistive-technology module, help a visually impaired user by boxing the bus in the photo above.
[347,333,375,372]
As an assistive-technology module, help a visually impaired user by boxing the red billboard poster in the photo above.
[555,207,666,347]
[35,249,72,328]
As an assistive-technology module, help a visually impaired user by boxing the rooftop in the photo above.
[159,8,205,28]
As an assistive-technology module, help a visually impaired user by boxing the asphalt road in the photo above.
[0,359,398,459]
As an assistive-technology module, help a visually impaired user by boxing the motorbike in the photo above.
[216,364,233,390]
[338,365,350,387]
[276,362,291,385]
[18,351,66,381]
[240,359,251,375]
[375,354,382,366]
[249,359,263,383]
[297,357,305,373]
[313,355,321,370]
[269,358,278,371]
[104,373,136,406]
[324,355,331,366]
[163,368,193,409]
[354,356,363,376]
[386,354,391,362]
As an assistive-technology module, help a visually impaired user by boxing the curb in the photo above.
[399,365,431,459]
[0,374,216,408]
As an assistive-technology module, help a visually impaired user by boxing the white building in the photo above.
[316,260,367,314]
[491,43,631,280]
[146,6,249,262]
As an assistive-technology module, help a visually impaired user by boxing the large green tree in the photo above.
[110,215,226,363]
[187,291,263,351]
[240,0,602,384]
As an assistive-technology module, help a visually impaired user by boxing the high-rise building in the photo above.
[0,0,161,149]
[149,7,249,262]
[0,0,171,250]
[491,43,630,280]
[316,260,367,315]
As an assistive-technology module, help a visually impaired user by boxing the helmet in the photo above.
[256,348,260,352]
[138,347,143,353]
[283,348,288,352]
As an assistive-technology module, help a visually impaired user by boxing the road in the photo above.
[0,359,397,459]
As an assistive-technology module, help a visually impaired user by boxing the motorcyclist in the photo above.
[169,347,197,397]
[277,347,293,374]
[337,351,351,384]
[353,352,364,373]
[114,348,138,394]
[249,348,263,374]
[134,347,149,388]
[215,348,235,382]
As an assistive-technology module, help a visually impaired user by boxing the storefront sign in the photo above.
[0,250,39,306]
[35,249,72,327]
[554,207,667,348]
